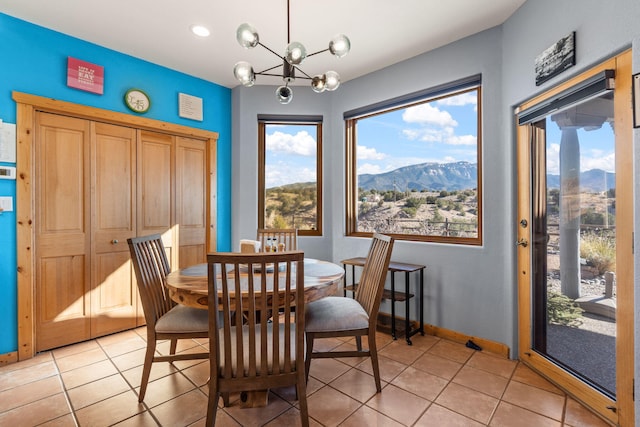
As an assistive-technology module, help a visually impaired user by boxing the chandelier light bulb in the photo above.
[329,34,351,58]
[324,71,340,91]
[285,41,307,65]
[233,61,256,87]
[311,75,327,93]
[276,85,293,104]
[236,23,259,48]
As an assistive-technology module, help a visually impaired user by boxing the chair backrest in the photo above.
[207,251,305,387]
[257,228,298,251]
[355,233,394,322]
[127,234,174,327]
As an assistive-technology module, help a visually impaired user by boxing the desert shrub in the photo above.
[432,208,444,222]
[359,202,372,215]
[405,197,423,208]
[580,233,616,275]
[547,291,583,326]
[271,214,289,229]
[402,207,417,217]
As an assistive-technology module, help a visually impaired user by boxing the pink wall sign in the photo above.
[67,57,104,94]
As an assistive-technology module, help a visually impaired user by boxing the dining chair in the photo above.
[206,251,309,427]
[257,228,298,251]
[304,233,394,392]
[127,234,209,402]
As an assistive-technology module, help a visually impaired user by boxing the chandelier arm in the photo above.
[258,42,286,61]
[294,66,313,79]
[306,48,330,58]
[256,63,284,74]
[255,72,311,80]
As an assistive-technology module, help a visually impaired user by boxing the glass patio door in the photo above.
[516,51,633,425]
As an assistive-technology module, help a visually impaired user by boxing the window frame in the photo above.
[345,84,483,245]
[258,117,323,236]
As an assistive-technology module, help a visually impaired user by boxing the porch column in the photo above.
[558,127,581,299]
[551,100,611,299]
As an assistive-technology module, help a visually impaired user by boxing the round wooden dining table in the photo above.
[165,257,345,309]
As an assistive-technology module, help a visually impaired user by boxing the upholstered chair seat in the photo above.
[305,297,369,332]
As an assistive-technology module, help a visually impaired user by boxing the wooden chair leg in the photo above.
[205,389,219,426]
[297,374,310,427]
[169,338,178,355]
[305,333,314,382]
[368,332,382,392]
[355,336,363,351]
[138,339,156,402]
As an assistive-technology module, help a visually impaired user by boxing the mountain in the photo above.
[358,161,477,191]
[546,169,615,192]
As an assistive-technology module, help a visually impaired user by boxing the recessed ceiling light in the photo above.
[190,25,210,37]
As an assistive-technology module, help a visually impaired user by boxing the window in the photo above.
[258,116,323,236]
[345,79,482,244]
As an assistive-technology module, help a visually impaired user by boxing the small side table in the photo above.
[341,257,425,345]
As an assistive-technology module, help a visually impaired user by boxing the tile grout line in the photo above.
[49,350,81,427]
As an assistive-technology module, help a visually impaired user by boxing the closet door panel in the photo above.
[176,136,207,267]
[91,122,137,336]
[35,113,91,351]
[138,131,176,267]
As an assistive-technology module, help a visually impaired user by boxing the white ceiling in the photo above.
[0,0,526,89]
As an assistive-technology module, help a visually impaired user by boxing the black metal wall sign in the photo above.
[534,32,576,86]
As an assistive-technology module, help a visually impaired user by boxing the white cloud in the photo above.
[266,162,316,188]
[357,163,384,175]
[266,130,316,156]
[402,104,457,127]
[401,126,475,146]
[402,130,420,140]
[546,143,614,175]
[357,145,386,160]
[446,134,477,146]
[582,151,615,173]
[437,92,477,107]
[546,143,560,175]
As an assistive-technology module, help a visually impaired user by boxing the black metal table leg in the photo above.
[390,272,396,340]
[405,271,412,345]
[419,267,424,335]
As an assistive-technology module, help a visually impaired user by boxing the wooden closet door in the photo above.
[176,136,207,267]
[35,113,91,351]
[90,122,137,336]
[137,130,176,265]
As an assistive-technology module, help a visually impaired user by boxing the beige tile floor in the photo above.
[0,327,610,426]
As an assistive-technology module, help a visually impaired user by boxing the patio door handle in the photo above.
[516,238,528,248]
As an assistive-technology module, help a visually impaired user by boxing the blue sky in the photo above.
[545,117,615,175]
[264,91,615,188]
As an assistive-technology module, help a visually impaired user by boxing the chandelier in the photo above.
[233,0,351,104]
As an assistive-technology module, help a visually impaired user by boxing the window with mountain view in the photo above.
[258,118,322,236]
[345,85,482,244]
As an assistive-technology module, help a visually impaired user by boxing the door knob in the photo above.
[111,239,119,244]
[516,238,528,247]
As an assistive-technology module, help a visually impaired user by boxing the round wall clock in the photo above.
[124,88,151,113]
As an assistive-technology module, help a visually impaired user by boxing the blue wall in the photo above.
[0,13,232,354]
